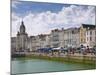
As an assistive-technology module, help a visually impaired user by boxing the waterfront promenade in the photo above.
[12,50,96,65]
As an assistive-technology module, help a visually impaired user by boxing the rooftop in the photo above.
[82,24,96,29]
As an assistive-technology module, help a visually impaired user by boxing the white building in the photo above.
[50,28,80,48]
[38,34,45,48]
[45,34,51,47]
[64,28,80,48]
[50,29,60,48]
[59,28,65,48]
[86,27,96,47]
[29,36,37,51]
[71,28,80,47]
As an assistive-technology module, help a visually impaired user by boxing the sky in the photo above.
[11,0,96,37]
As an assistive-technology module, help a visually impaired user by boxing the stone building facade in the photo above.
[11,21,96,53]
[50,28,80,48]
[50,29,61,48]
[11,37,16,53]
[79,24,96,47]
[16,21,28,51]
[86,27,96,47]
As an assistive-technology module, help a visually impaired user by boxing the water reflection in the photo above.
[11,58,95,74]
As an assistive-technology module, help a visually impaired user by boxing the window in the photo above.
[81,39,83,42]
[90,31,92,35]
[87,31,88,35]
[90,37,92,41]
[72,31,74,34]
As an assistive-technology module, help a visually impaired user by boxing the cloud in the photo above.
[11,0,21,8]
[11,5,96,37]
[11,13,21,36]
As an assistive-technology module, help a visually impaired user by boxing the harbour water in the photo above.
[11,58,95,74]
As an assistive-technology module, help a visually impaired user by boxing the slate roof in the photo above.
[82,24,96,29]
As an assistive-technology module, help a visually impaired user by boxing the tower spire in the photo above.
[21,20,24,25]
[21,18,24,25]
[20,20,26,34]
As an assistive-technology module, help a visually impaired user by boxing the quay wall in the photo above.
[12,53,96,65]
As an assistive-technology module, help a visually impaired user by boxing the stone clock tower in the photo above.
[16,21,28,51]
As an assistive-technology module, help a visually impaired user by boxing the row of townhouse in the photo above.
[50,28,80,48]
[11,21,96,52]
[28,24,96,51]
[29,34,51,51]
